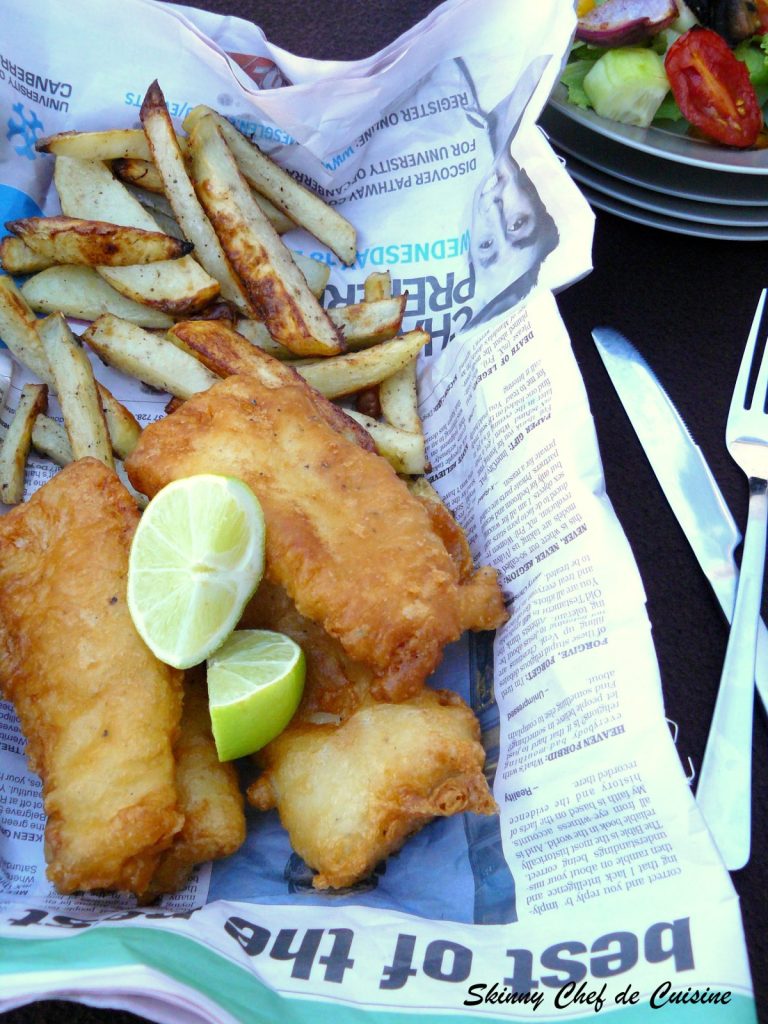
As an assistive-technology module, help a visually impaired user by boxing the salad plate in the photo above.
[576,180,768,240]
[539,102,768,206]
[547,84,768,174]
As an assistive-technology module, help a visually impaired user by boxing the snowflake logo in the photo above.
[7,103,44,160]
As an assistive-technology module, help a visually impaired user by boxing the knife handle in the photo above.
[696,480,765,871]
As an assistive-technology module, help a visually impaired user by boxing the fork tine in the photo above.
[752,293,768,412]
[733,288,768,416]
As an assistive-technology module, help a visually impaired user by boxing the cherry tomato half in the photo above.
[665,27,763,148]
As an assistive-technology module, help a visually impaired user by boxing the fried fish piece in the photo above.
[126,372,508,701]
[0,459,183,894]
[145,669,246,897]
[247,688,497,889]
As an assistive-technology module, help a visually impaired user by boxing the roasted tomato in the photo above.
[665,27,764,147]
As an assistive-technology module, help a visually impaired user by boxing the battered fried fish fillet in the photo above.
[145,669,246,897]
[126,371,508,701]
[247,688,497,889]
[0,459,184,894]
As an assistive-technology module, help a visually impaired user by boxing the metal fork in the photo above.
[696,290,768,870]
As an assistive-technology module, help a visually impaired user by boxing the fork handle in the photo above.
[696,476,766,871]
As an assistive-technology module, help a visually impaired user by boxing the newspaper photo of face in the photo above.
[462,57,560,328]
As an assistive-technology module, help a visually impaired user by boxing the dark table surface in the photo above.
[3,1,767,1022]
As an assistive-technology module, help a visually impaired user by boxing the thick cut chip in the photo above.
[0,275,142,459]
[184,106,357,265]
[140,81,253,313]
[54,156,219,315]
[187,114,342,356]
[0,383,48,504]
[22,265,173,328]
[6,216,192,266]
[38,313,114,468]
[83,314,220,400]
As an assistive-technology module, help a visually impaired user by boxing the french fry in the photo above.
[291,252,330,299]
[31,414,73,467]
[0,236,51,275]
[184,106,357,265]
[37,128,184,162]
[140,81,253,314]
[54,156,219,315]
[168,318,275,377]
[118,157,296,234]
[22,266,174,328]
[0,276,141,459]
[331,295,406,346]
[0,384,48,504]
[379,358,421,434]
[30,416,148,508]
[297,330,429,398]
[364,271,392,302]
[7,216,193,266]
[38,313,114,469]
[344,410,428,475]
[234,295,406,360]
[187,114,342,355]
[234,318,305,359]
[83,314,220,399]
[113,157,166,193]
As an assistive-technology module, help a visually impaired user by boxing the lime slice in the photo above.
[207,629,305,760]
[127,475,265,669]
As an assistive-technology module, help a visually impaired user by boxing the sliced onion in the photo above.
[576,0,680,46]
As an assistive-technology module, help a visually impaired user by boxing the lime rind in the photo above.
[207,629,306,760]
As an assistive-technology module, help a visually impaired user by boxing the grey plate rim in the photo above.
[549,86,768,176]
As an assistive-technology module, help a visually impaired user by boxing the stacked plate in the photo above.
[539,84,768,241]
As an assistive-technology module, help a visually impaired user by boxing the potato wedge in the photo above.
[113,157,166,193]
[31,413,73,467]
[0,235,52,275]
[344,410,428,475]
[140,81,253,314]
[7,216,193,266]
[379,358,421,434]
[331,295,406,346]
[83,314,220,399]
[298,330,429,399]
[29,415,148,508]
[37,128,184,161]
[184,106,356,265]
[22,265,173,328]
[38,313,114,468]
[54,156,219,315]
[0,276,141,459]
[187,114,342,355]
[0,383,48,504]
[364,271,392,302]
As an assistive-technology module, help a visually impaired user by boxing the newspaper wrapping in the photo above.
[0,0,756,1020]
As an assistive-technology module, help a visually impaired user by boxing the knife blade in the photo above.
[592,325,768,716]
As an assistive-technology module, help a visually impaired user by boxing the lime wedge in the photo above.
[207,629,305,760]
[127,475,265,669]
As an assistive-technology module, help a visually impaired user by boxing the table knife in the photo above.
[592,325,768,717]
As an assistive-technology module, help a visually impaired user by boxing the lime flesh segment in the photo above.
[208,629,305,761]
[127,475,265,669]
